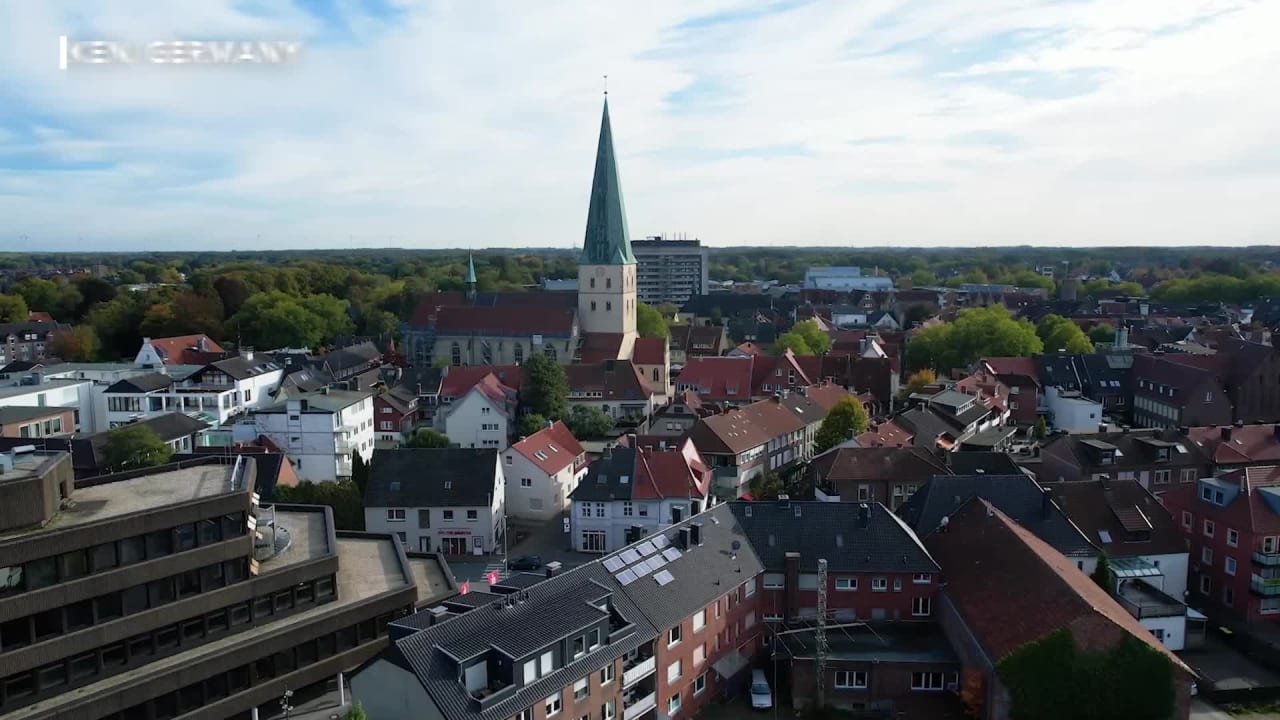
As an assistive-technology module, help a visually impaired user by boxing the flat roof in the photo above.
[777,624,959,665]
[258,509,330,570]
[5,534,410,720]
[0,451,65,483]
[407,555,455,607]
[0,463,242,541]
[0,406,70,424]
[0,379,89,399]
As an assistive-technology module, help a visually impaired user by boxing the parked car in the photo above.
[750,669,772,710]
[508,555,543,572]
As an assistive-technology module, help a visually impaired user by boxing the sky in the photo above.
[1,0,1278,251]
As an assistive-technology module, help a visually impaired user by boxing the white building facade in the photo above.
[502,422,588,522]
[246,389,375,482]
[1044,386,1105,433]
[441,386,511,450]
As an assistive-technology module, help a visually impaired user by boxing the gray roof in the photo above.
[897,474,1097,558]
[205,356,282,380]
[104,372,175,393]
[948,451,1025,476]
[568,447,637,502]
[580,99,635,266]
[365,448,499,508]
[392,562,653,720]
[256,388,371,413]
[491,573,546,592]
[729,501,937,574]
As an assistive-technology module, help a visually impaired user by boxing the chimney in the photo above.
[1221,426,1233,442]
[690,522,704,546]
[625,432,637,448]
[197,336,208,352]
[1234,419,1245,428]
[784,551,801,621]
[546,419,555,430]
[857,503,870,529]
[545,561,563,578]
[1042,486,1054,518]
[679,527,692,549]
[416,383,423,396]
[427,606,448,625]
[1178,426,1189,436]
[777,494,790,508]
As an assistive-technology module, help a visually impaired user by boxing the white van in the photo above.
[750,669,773,709]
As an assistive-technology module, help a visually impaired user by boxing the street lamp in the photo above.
[280,689,295,720]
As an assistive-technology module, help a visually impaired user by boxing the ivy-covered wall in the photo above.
[996,628,1175,720]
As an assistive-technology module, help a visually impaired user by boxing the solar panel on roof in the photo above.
[661,547,682,562]
[645,555,668,573]
[652,534,670,549]
[632,561,654,578]
[616,568,638,585]
[603,556,625,572]
[636,540,658,556]
[620,548,641,564]
[654,569,675,586]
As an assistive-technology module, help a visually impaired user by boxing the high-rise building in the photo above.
[0,449,451,720]
[632,236,708,306]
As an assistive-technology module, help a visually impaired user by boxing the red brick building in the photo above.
[980,357,1040,426]
[1161,465,1280,621]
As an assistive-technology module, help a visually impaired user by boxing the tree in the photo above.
[403,428,452,448]
[791,319,831,355]
[101,425,173,473]
[1092,554,1116,592]
[1034,417,1048,440]
[276,480,365,530]
[636,302,669,338]
[0,294,28,322]
[771,330,813,356]
[903,369,937,396]
[814,397,870,453]
[1088,324,1116,344]
[520,353,568,420]
[1036,314,1094,354]
[343,704,368,720]
[906,305,1043,371]
[48,325,101,361]
[351,452,370,499]
[904,303,933,326]
[749,472,785,500]
[228,291,353,349]
[565,405,615,440]
[518,413,549,437]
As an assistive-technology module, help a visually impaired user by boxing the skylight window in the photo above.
[1098,530,1113,544]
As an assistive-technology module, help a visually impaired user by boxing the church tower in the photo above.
[578,98,638,359]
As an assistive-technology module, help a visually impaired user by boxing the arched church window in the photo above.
[513,344,524,364]
[607,278,612,289]
[590,278,596,289]
[607,302,612,312]
[591,301,597,312]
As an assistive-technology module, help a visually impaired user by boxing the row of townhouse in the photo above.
[685,383,850,498]
[351,494,1195,719]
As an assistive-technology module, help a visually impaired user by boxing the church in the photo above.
[402,98,670,395]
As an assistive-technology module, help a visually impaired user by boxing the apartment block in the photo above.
[631,237,708,306]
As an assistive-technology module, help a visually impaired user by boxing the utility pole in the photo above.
[279,688,294,720]
[816,557,829,710]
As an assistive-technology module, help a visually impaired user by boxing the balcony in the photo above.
[623,691,656,720]
[1116,580,1185,619]
[335,440,357,454]
[1251,576,1280,596]
[1254,551,1280,567]
[622,655,656,687]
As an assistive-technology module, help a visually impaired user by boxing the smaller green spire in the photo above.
[465,253,477,285]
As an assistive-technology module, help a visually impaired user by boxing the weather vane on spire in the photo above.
[603,74,608,96]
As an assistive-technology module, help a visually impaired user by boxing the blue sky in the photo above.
[0,0,1277,250]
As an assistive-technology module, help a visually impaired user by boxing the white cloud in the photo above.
[0,0,1276,250]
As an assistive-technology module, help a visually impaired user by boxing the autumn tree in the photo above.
[814,396,870,453]
[48,326,101,361]
[904,369,937,396]
[0,294,28,322]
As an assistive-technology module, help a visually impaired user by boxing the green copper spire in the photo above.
[581,99,636,265]
[465,252,477,284]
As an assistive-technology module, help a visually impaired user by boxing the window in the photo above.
[744,579,756,598]
[913,573,931,584]
[443,510,454,520]
[693,609,706,632]
[1204,520,1215,538]
[1227,528,1239,547]
[912,597,932,616]
[911,672,946,691]
[600,663,615,685]
[545,694,562,717]
[668,659,682,682]
[1181,468,1198,483]
[386,509,405,522]
[1267,536,1279,554]
[1226,557,1237,576]
[836,577,857,591]
[835,670,867,689]
[523,659,537,683]
[1225,587,1236,607]
[1200,485,1213,502]
[574,677,589,701]
[668,625,682,647]
[763,573,784,589]
[668,693,681,715]
[573,635,586,658]
[1154,470,1171,485]
[541,650,553,676]
[1205,390,1214,402]
[602,700,616,720]
[893,577,902,592]
[1202,546,1213,564]
[622,501,633,517]
[693,673,707,696]
[467,510,479,521]
[871,577,888,592]
[520,477,533,488]
[694,643,706,667]
[1182,511,1193,530]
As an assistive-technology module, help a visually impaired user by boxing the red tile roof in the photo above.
[408,291,467,326]
[689,397,807,455]
[926,499,1190,672]
[439,366,524,398]
[676,357,754,402]
[565,360,656,401]
[1184,424,1280,464]
[732,341,765,356]
[812,446,948,484]
[579,333,626,363]
[433,306,576,336]
[635,438,711,500]
[147,334,224,365]
[981,357,1040,383]
[855,419,916,448]
[468,374,517,417]
[750,351,813,395]
[632,336,667,365]
[509,421,586,475]
[27,311,53,323]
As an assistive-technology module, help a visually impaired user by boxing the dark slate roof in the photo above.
[896,407,957,448]
[392,562,654,720]
[320,341,383,374]
[948,451,1026,476]
[898,474,1097,558]
[491,573,546,592]
[1036,353,1087,391]
[729,500,936,574]
[205,355,282,380]
[1040,428,1206,471]
[568,447,637,502]
[443,590,505,611]
[679,293,782,317]
[1051,480,1188,557]
[0,405,69,424]
[365,448,499,508]
[104,372,175,393]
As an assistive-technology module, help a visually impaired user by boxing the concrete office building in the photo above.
[632,237,709,306]
[0,449,453,720]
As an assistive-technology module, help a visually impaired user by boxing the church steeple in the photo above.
[581,99,636,266]
[465,252,477,302]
